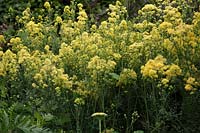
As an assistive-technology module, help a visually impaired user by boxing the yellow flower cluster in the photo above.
[107,1,127,23]
[59,3,89,38]
[59,43,74,59]
[87,56,116,73]
[141,55,166,79]
[117,68,137,86]
[158,22,173,31]
[9,37,22,47]
[73,3,88,30]
[133,20,155,32]
[77,10,88,21]
[138,4,161,22]
[74,98,85,106]
[163,6,182,24]
[161,78,169,87]
[163,39,174,53]
[44,2,51,10]
[33,58,72,89]
[1,0,199,98]
[184,77,199,92]
[141,55,182,81]
[64,5,71,15]
[20,8,31,23]
[164,64,182,79]
[119,20,127,29]
[25,21,43,36]
[60,22,77,42]
[0,50,18,79]
[139,4,159,13]
[0,35,6,44]
[55,16,63,24]
[193,12,200,25]
[0,51,4,76]
[160,21,198,56]
[17,48,31,64]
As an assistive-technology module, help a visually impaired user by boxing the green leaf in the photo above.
[134,130,144,133]
[43,113,54,122]
[109,73,120,80]
[3,110,9,130]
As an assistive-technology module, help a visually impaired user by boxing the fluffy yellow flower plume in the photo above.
[26,21,43,36]
[119,20,127,29]
[77,10,88,21]
[185,84,193,91]
[163,6,181,24]
[117,68,137,86]
[161,78,169,85]
[141,55,166,79]
[141,4,158,12]
[17,48,31,64]
[9,37,22,45]
[44,2,51,10]
[74,98,85,106]
[184,77,199,92]
[64,6,71,14]
[186,77,196,85]
[1,50,18,79]
[141,54,182,81]
[87,56,116,79]
[55,16,63,24]
[0,35,6,44]
[159,22,173,31]
[164,64,182,79]
[0,53,5,76]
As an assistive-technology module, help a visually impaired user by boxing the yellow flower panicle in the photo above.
[18,8,31,23]
[1,0,199,97]
[107,1,127,24]
[87,56,116,73]
[1,50,18,79]
[0,51,4,76]
[74,98,85,106]
[77,10,88,21]
[163,6,182,24]
[164,64,182,80]
[0,35,6,44]
[158,22,173,31]
[117,68,137,86]
[141,55,166,79]
[141,4,158,12]
[17,48,31,64]
[141,55,182,82]
[25,21,43,36]
[119,20,127,29]
[185,84,193,91]
[33,58,73,89]
[64,6,71,14]
[184,77,199,92]
[9,37,22,46]
[161,78,169,86]
[55,16,63,24]
[44,2,51,10]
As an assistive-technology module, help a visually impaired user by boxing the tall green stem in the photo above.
[143,80,150,131]
[99,119,102,133]
[76,106,81,133]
